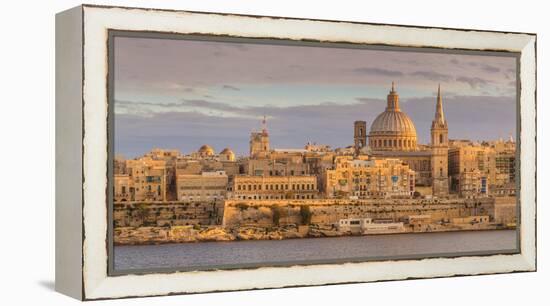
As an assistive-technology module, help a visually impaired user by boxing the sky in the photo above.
[114,36,517,158]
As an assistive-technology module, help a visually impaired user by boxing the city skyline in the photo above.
[114,36,517,158]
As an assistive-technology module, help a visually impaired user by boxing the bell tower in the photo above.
[430,84,449,196]
[249,116,270,158]
[354,120,367,154]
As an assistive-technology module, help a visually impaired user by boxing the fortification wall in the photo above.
[222,198,501,228]
[113,201,224,227]
[113,197,516,230]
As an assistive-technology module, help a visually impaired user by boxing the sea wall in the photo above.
[113,201,224,228]
[222,197,517,228]
[113,197,516,229]
[113,197,516,244]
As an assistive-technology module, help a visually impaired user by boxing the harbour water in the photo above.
[114,230,517,271]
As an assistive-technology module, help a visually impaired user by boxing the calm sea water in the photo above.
[114,230,517,271]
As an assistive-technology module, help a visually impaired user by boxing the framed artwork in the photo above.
[55,4,536,300]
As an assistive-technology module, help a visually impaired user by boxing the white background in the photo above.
[0,0,546,305]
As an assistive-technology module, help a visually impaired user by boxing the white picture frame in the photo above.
[55,4,536,300]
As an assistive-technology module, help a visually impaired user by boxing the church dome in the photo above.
[370,111,417,137]
[198,144,215,156]
[368,83,418,151]
[220,148,233,154]
[219,148,235,161]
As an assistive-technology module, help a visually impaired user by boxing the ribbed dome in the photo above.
[368,83,418,152]
[370,110,417,137]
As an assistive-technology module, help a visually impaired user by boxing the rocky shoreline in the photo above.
[114,223,509,246]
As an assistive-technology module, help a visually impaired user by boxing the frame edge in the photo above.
[55,5,84,301]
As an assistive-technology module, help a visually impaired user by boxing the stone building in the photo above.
[304,142,332,153]
[448,138,516,196]
[113,146,241,203]
[113,174,131,202]
[249,116,270,159]
[232,175,318,200]
[430,85,450,196]
[493,139,516,196]
[456,170,483,198]
[143,148,181,200]
[365,83,449,196]
[448,142,491,195]
[246,149,310,177]
[354,120,367,154]
[176,171,229,202]
[324,156,415,199]
[113,157,167,202]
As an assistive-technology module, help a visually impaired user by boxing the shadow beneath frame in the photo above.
[37,280,55,291]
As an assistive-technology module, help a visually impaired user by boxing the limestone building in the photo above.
[448,138,516,196]
[176,171,229,202]
[232,175,318,200]
[430,85,450,196]
[354,120,367,154]
[365,83,450,196]
[324,156,415,199]
[113,157,167,202]
[114,174,131,202]
[249,116,270,158]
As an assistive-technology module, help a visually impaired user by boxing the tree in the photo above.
[272,205,282,226]
[136,203,149,226]
[300,205,312,225]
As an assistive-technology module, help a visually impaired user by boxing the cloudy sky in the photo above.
[114,36,517,158]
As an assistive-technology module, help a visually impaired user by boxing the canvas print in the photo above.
[110,33,518,272]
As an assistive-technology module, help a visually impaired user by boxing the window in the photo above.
[439,133,444,144]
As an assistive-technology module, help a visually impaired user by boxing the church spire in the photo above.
[434,84,445,125]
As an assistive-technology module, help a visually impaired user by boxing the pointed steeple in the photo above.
[434,84,445,125]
